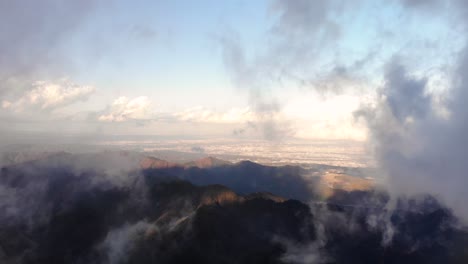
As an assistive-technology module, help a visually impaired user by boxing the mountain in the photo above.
[0,151,374,202]
[0,163,314,264]
[1,153,468,263]
[141,159,317,201]
[0,151,69,166]
[139,156,231,170]
[183,156,232,168]
[139,156,177,169]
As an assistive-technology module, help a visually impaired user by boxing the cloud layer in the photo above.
[2,80,94,113]
[98,96,153,122]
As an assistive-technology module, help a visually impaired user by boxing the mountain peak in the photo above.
[245,192,287,203]
[139,156,177,169]
[184,156,231,168]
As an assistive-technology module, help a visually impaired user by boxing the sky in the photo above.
[0,0,464,142]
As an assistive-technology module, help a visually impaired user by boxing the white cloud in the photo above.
[173,106,255,123]
[98,96,153,122]
[2,80,94,112]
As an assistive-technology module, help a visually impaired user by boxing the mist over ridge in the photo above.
[1,151,467,263]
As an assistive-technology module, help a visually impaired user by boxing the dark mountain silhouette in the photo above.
[139,156,231,169]
[0,153,468,263]
[183,156,232,168]
[139,156,177,169]
[0,162,314,264]
[0,151,359,202]
[142,159,317,201]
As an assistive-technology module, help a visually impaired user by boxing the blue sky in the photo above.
[0,0,463,141]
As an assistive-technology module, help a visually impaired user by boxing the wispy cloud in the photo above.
[0,0,99,97]
[2,80,94,113]
[173,106,254,123]
[98,96,153,122]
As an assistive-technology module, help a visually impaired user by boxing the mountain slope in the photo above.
[1,154,468,263]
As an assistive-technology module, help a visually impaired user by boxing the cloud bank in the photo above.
[2,80,94,113]
[357,51,468,223]
[98,96,153,122]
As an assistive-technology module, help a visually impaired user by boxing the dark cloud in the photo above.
[219,1,369,140]
[271,0,342,47]
[219,32,294,141]
[130,25,158,41]
[268,0,364,75]
[0,0,105,139]
[352,0,468,224]
[400,0,443,9]
[383,59,431,122]
[356,45,468,223]
[0,0,98,95]
[191,146,205,153]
